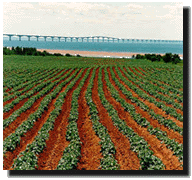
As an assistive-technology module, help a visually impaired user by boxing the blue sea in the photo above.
[3,36,183,56]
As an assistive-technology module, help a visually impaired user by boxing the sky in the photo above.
[3,2,183,40]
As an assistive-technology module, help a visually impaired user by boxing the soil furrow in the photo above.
[3,98,32,120]
[4,69,53,93]
[138,67,183,93]
[3,69,81,170]
[104,68,182,170]
[110,67,183,144]
[3,69,68,107]
[3,69,71,119]
[92,68,141,170]
[134,67,145,76]
[37,68,87,170]
[118,68,183,128]
[3,69,76,140]
[123,67,183,120]
[76,69,103,170]
[129,67,182,100]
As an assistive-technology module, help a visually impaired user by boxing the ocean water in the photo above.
[3,37,183,55]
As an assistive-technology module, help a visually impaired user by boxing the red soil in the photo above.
[76,68,103,170]
[37,68,87,170]
[109,67,183,144]
[4,98,16,106]
[3,69,68,107]
[157,92,183,115]
[92,68,141,170]
[3,98,29,120]
[134,67,145,76]
[3,68,83,170]
[118,67,183,128]
[3,69,76,140]
[135,69,183,111]
[139,67,183,94]
[135,68,183,107]
[3,97,56,170]
[50,69,68,82]
[103,68,182,170]
[130,67,181,100]
[124,67,183,120]
[138,67,147,73]
[4,69,53,93]
[5,88,11,93]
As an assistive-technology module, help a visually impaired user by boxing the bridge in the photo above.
[3,33,183,43]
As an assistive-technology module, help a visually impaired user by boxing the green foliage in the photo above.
[134,53,181,64]
[65,53,72,57]
[3,55,183,170]
[3,46,63,57]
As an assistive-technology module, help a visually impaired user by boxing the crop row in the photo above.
[126,67,183,105]
[122,67,183,121]
[84,67,120,170]
[3,68,41,88]
[56,68,92,170]
[140,67,183,95]
[131,67,183,98]
[98,67,167,170]
[141,67,183,89]
[148,67,183,81]
[141,67,183,87]
[3,68,75,129]
[105,66,183,162]
[6,68,85,170]
[111,67,183,135]
[3,69,60,98]
[3,69,71,113]
[3,69,53,91]
[3,69,65,102]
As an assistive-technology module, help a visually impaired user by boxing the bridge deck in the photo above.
[3,34,183,43]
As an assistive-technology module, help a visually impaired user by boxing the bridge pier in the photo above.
[58,37,61,42]
[51,37,54,41]
[44,37,47,41]
[28,36,30,41]
[36,37,39,41]
[8,35,12,41]
[19,36,21,41]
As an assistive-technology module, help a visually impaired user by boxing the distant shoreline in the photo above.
[37,48,183,58]
[4,46,183,58]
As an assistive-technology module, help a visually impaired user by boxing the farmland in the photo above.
[3,55,183,170]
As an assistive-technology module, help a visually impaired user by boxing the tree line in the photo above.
[3,46,81,57]
[132,53,182,64]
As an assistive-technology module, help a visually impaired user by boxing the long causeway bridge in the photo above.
[3,33,183,43]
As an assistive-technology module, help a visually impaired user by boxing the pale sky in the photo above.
[3,2,183,40]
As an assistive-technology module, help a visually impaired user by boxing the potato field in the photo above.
[3,56,183,170]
